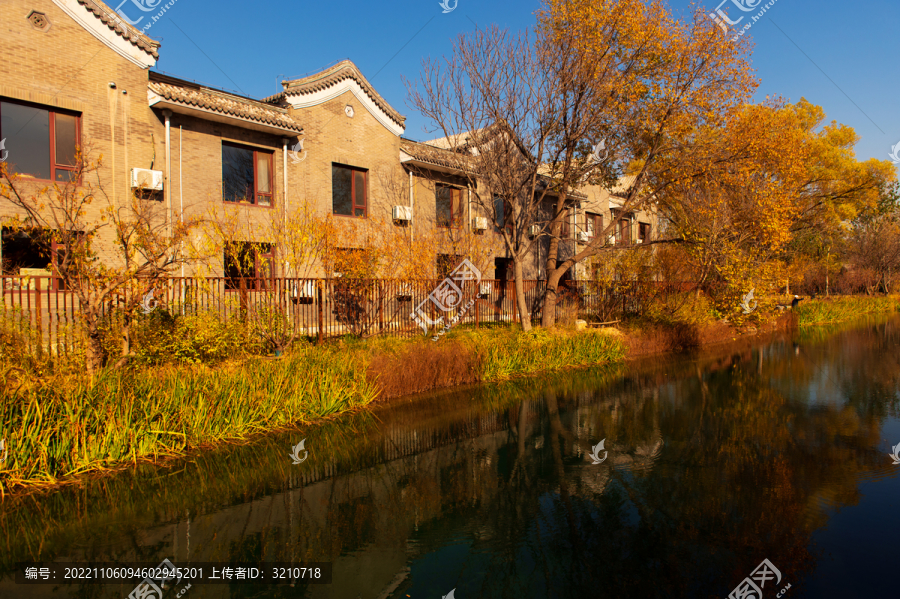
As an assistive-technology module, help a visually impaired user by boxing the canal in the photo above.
[1,316,899,598]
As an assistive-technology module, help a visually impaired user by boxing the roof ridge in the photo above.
[76,0,161,59]
[268,59,405,128]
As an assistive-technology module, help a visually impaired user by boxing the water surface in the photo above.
[2,316,899,599]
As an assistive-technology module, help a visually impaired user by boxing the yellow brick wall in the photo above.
[0,0,158,269]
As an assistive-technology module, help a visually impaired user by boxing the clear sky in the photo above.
[134,0,899,167]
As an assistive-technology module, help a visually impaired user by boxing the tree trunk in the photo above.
[541,193,567,328]
[513,258,531,331]
[120,312,132,360]
[542,266,564,328]
[85,321,106,377]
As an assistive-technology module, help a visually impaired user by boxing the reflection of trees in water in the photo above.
[3,321,900,597]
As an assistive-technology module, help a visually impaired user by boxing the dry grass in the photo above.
[367,340,482,399]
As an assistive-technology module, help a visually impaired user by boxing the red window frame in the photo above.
[611,209,632,246]
[0,99,81,183]
[224,242,275,290]
[638,222,650,243]
[222,142,275,208]
[586,212,602,240]
[494,197,514,234]
[436,184,464,228]
[332,164,368,218]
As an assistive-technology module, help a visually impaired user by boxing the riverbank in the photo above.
[2,295,896,497]
[0,327,624,495]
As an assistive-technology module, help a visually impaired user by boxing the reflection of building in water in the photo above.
[0,386,668,598]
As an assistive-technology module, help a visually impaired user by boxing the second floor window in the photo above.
[0,99,79,181]
[222,142,273,206]
[586,212,602,239]
[332,164,367,217]
[436,184,464,228]
[638,222,651,243]
[611,209,632,246]
[560,208,572,238]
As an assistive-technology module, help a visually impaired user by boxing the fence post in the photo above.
[35,277,43,357]
[475,295,480,328]
[379,280,384,333]
[317,280,324,345]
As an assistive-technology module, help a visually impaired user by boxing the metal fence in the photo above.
[0,275,697,355]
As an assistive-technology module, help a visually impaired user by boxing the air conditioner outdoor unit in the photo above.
[528,225,541,237]
[576,232,591,243]
[472,217,489,230]
[392,205,412,221]
[131,168,164,191]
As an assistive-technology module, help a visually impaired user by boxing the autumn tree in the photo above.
[536,0,757,326]
[0,149,199,375]
[406,27,566,331]
[657,98,897,309]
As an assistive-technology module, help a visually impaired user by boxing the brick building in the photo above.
[0,0,654,284]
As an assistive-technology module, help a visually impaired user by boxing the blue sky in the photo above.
[134,0,899,167]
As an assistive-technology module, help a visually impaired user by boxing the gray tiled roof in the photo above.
[149,73,303,133]
[78,0,161,59]
[265,60,405,129]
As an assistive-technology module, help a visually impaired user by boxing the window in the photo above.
[436,184,464,228]
[332,164,367,217]
[224,242,274,290]
[331,247,374,278]
[560,208,571,238]
[0,227,78,290]
[494,257,512,281]
[638,222,651,244]
[611,209,632,246]
[494,197,514,233]
[222,143,273,206]
[586,212,602,239]
[0,99,80,181]
[437,253,463,279]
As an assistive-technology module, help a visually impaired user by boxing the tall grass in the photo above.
[469,328,627,381]
[1,326,626,494]
[0,347,377,495]
[795,296,900,326]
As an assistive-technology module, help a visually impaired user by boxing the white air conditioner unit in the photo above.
[528,225,541,237]
[392,205,412,221]
[472,217,489,230]
[131,168,164,191]
[576,232,591,243]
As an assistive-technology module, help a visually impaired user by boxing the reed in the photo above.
[469,328,627,382]
[0,346,377,495]
[794,296,899,326]
[0,326,626,494]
